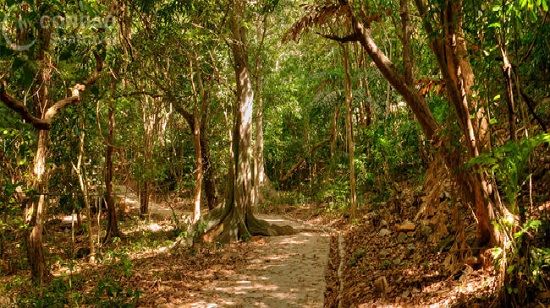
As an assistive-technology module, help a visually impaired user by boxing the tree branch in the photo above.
[317,32,361,42]
[0,50,104,130]
[520,89,549,132]
[112,91,164,99]
[0,82,51,130]
[350,14,440,141]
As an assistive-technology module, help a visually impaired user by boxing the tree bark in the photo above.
[200,0,293,243]
[190,62,203,222]
[350,17,439,141]
[253,14,269,208]
[104,98,121,242]
[192,120,203,222]
[342,43,357,220]
[73,132,95,262]
[253,64,266,208]
[0,28,103,283]
[26,130,49,284]
[341,0,501,246]
[416,0,500,246]
[201,133,217,210]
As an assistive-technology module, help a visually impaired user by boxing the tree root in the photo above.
[173,204,296,247]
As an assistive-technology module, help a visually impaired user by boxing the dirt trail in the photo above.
[108,186,333,307]
[185,215,332,308]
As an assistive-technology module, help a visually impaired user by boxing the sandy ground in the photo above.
[183,215,332,308]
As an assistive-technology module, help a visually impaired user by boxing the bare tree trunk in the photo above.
[192,121,203,222]
[139,97,156,219]
[199,0,293,243]
[199,78,217,211]
[231,0,254,239]
[73,132,95,262]
[330,102,341,158]
[253,15,269,208]
[26,130,49,284]
[342,43,357,220]
[201,134,217,210]
[190,63,203,222]
[343,0,502,246]
[500,47,517,141]
[400,0,414,86]
[253,67,266,207]
[104,99,121,242]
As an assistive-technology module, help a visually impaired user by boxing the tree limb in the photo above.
[520,89,549,132]
[349,14,440,141]
[0,49,104,130]
[317,32,361,43]
[112,91,164,99]
[0,83,52,130]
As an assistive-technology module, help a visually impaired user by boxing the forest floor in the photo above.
[2,185,550,307]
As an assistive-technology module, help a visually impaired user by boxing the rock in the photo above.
[397,220,416,231]
[378,228,391,237]
[380,219,388,227]
[397,232,408,242]
[407,243,415,250]
[392,258,401,265]
[373,276,389,294]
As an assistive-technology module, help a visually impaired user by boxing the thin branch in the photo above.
[518,10,548,67]
[520,89,549,132]
[317,32,361,42]
[112,91,164,99]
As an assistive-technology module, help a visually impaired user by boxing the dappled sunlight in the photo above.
[182,218,330,307]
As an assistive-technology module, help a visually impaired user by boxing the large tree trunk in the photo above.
[200,0,293,243]
[347,0,502,246]
[422,0,500,246]
[252,16,269,208]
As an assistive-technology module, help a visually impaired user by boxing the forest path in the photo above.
[185,214,332,308]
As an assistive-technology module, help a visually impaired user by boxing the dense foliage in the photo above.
[0,0,548,306]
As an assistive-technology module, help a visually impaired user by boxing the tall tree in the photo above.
[286,0,506,246]
[0,20,103,285]
[341,43,357,219]
[199,0,293,242]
